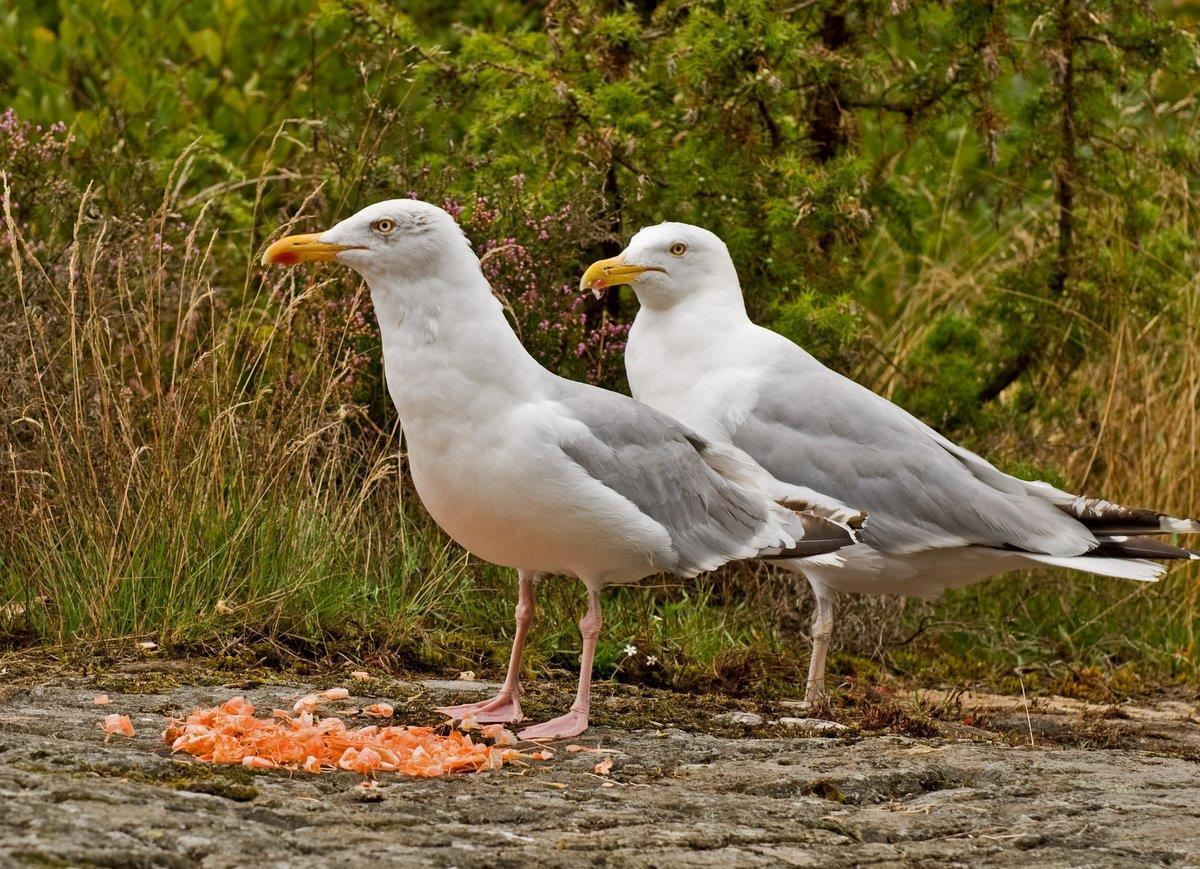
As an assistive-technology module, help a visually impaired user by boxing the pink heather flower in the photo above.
[1,107,74,167]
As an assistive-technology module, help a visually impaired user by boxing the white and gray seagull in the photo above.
[264,201,862,739]
[582,222,1200,703]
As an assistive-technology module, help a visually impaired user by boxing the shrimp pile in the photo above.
[163,695,542,777]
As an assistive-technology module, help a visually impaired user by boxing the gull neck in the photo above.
[364,264,547,425]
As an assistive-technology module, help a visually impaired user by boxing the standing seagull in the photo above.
[582,222,1200,703]
[264,201,861,739]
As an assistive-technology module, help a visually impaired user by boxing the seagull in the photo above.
[264,201,862,739]
[581,222,1200,703]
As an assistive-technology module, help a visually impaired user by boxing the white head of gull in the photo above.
[264,200,862,739]
[582,222,1200,704]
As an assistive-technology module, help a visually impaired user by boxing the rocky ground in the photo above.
[1,660,1199,867]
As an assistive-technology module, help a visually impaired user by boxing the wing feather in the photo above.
[554,385,855,576]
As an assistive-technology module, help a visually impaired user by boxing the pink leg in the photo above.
[519,582,601,741]
[436,570,535,724]
[805,579,835,705]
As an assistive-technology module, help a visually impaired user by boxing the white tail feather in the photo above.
[1024,554,1163,582]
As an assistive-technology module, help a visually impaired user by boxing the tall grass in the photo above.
[1,175,447,648]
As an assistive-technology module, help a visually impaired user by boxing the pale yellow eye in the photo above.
[371,218,397,235]
[669,242,687,256]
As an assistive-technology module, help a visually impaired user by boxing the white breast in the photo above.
[627,310,764,442]
[404,401,672,583]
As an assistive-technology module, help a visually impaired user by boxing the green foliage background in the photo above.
[2,0,1199,692]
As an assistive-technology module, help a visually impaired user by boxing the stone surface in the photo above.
[419,679,502,694]
[777,716,849,733]
[714,710,765,726]
[1,673,1199,866]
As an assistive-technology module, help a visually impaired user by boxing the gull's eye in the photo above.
[669,242,687,256]
[371,218,397,235]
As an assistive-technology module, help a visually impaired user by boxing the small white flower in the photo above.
[622,644,638,657]
[651,615,663,622]
[645,655,658,666]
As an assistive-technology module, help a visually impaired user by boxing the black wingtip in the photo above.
[1061,496,1200,536]
[765,511,857,559]
[1094,536,1200,561]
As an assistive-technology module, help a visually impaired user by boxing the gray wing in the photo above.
[732,354,1098,557]
[554,385,854,576]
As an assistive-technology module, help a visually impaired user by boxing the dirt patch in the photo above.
[1,666,1199,866]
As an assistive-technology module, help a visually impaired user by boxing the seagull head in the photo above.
[263,199,474,285]
[580,222,740,310]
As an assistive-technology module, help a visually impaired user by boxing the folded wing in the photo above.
[733,352,1198,563]
[554,385,859,577]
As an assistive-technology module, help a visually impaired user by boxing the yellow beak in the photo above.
[579,254,665,299]
[262,232,361,266]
